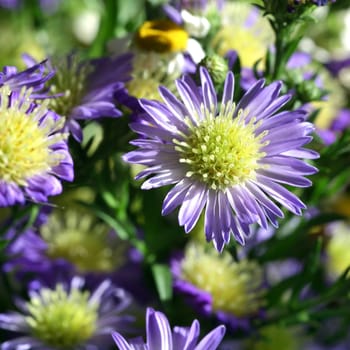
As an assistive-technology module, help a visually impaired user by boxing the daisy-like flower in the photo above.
[4,206,150,304]
[112,307,225,350]
[0,88,73,207]
[42,52,132,142]
[110,19,204,109]
[171,243,265,330]
[5,208,128,274]
[123,67,318,251]
[210,3,274,70]
[0,277,134,349]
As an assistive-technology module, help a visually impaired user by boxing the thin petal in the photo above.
[179,184,207,233]
[147,308,173,350]
[195,325,226,350]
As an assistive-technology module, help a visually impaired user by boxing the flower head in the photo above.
[112,307,225,350]
[123,67,318,251]
[5,207,128,278]
[172,243,265,329]
[44,53,132,141]
[110,19,204,109]
[211,3,274,69]
[0,277,134,349]
[0,87,73,207]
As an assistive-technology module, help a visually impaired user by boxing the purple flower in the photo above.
[123,67,318,251]
[4,208,150,304]
[42,53,132,142]
[171,243,265,331]
[112,307,226,350]
[0,88,73,207]
[0,277,134,349]
[0,57,55,98]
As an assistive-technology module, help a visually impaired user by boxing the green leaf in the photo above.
[152,263,173,301]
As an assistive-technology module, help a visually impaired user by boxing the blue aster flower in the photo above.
[0,87,73,207]
[112,307,225,350]
[123,67,318,251]
[0,277,134,350]
[40,53,132,142]
[171,243,265,331]
[4,207,149,303]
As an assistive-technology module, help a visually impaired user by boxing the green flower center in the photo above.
[0,88,65,186]
[175,103,266,190]
[41,210,126,273]
[25,285,98,348]
[181,243,265,317]
[48,56,92,117]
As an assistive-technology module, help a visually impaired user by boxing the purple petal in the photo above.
[147,308,173,349]
[195,325,226,350]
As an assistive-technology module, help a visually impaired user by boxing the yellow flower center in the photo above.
[135,20,189,53]
[210,3,274,69]
[175,103,267,190]
[127,77,162,100]
[127,51,179,101]
[41,210,126,273]
[26,285,98,348]
[0,88,65,186]
[326,222,350,277]
[181,243,265,317]
[212,26,267,69]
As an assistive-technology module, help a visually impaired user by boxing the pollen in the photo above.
[0,88,65,186]
[48,56,92,117]
[180,243,265,317]
[135,20,189,53]
[175,103,266,190]
[41,210,127,273]
[25,284,98,347]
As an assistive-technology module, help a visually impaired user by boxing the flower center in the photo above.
[127,77,162,100]
[326,222,350,278]
[0,88,65,186]
[127,52,178,101]
[176,104,266,190]
[25,285,98,347]
[41,210,126,273]
[135,20,189,53]
[212,26,268,68]
[180,244,265,317]
[48,56,91,117]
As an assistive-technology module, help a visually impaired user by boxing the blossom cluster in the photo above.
[0,0,350,349]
